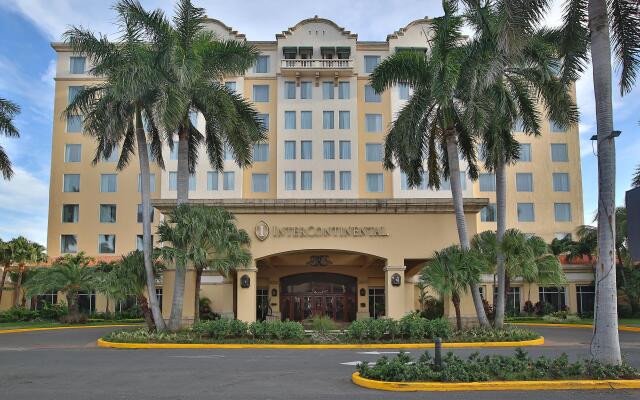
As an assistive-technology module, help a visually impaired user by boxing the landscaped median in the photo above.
[512,322,640,333]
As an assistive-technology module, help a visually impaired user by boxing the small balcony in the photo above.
[280,58,354,70]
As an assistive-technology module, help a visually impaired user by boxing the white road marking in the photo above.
[339,361,363,366]
[168,355,226,359]
[357,351,405,355]
[0,347,28,351]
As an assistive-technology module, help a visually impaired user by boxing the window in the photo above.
[61,235,77,253]
[284,171,296,190]
[101,145,119,163]
[441,172,467,190]
[62,204,79,223]
[35,291,57,310]
[518,143,532,162]
[400,172,428,190]
[516,173,533,192]
[513,118,525,132]
[69,56,86,74]
[99,204,117,223]
[339,171,352,190]
[300,81,312,99]
[64,144,81,163]
[100,174,117,192]
[301,171,312,190]
[224,81,236,91]
[188,174,196,191]
[189,111,198,126]
[169,172,177,191]
[66,115,82,132]
[323,111,334,129]
[255,55,270,73]
[478,173,496,192]
[369,287,385,318]
[323,141,335,160]
[223,171,235,190]
[300,111,312,129]
[253,85,269,102]
[252,173,269,193]
[365,143,382,161]
[253,143,269,162]
[551,143,568,162]
[554,232,572,240]
[224,144,233,160]
[170,141,179,160]
[68,86,83,103]
[136,235,154,252]
[338,81,350,99]
[137,174,156,192]
[322,81,334,100]
[364,85,381,102]
[517,203,535,222]
[366,173,384,192]
[63,174,80,192]
[284,81,296,99]
[480,203,497,222]
[207,172,219,191]
[398,82,410,100]
[576,285,595,316]
[493,287,521,313]
[284,141,296,159]
[284,111,296,129]
[550,121,567,133]
[77,291,96,313]
[323,171,336,190]
[338,111,350,129]
[553,173,570,192]
[155,288,163,312]
[365,114,382,132]
[364,55,381,73]
[539,286,566,312]
[137,204,154,223]
[98,234,116,254]
[257,113,269,130]
[339,141,351,160]
[301,141,312,160]
[554,203,572,222]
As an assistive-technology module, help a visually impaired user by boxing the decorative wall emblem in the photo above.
[255,221,270,241]
[306,255,332,267]
[240,274,251,288]
[391,273,402,287]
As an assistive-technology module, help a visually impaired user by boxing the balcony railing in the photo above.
[281,59,354,69]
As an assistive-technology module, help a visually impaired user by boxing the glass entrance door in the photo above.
[280,273,357,322]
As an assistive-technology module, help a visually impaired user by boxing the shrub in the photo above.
[0,307,39,322]
[523,300,535,316]
[542,311,580,323]
[307,315,337,334]
[345,315,453,342]
[59,313,88,324]
[191,318,248,339]
[453,326,538,342]
[420,296,444,320]
[38,303,68,321]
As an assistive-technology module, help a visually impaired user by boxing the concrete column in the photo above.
[356,280,369,320]
[567,284,577,313]
[268,281,281,318]
[384,265,406,319]
[236,266,258,322]
[219,275,235,319]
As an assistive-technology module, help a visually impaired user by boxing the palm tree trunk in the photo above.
[494,155,507,328]
[445,132,490,327]
[137,294,155,330]
[452,292,462,330]
[0,265,8,306]
[588,0,621,365]
[135,109,166,332]
[13,264,23,308]
[67,292,79,321]
[194,268,203,322]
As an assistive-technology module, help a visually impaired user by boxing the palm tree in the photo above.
[559,0,640,365]
[94,260,118,316]
[0,96,20,180]
[121,0,266,330]
[420,245,488,330]
[370,0,490,327]
[25,253,97,323]
[0,237,48,307]
[63,2,168,331]
[157,205,251,322]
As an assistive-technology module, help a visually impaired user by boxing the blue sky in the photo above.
[0,0,638,247]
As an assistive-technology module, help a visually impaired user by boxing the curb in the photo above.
[0,324,142,335]
[513,323,640,333]
[351,372,640,392]
[96,336,544,349]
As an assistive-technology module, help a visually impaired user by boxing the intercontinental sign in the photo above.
[254,221,388,241]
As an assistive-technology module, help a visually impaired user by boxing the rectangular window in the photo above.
[61,235,77,253]
[66,115,82,132]
[255,55,270,73]
[338,81,350,99]
[301,141,312,160]
[400,172,428,190]
[189,111,197,126]
[365,143,382,162]
[440,172,467,191]
[284,111,296,129]
[551,143,568,162]
[338,111,350,129]
[98,234,116,254]
[365,114,382,132]
[398,82,410,100]
[554,203,572,222]
[63,174,80,192]
[323,141,335,160]
[301,171,312,190]
[252,174,269,193]
[136,235,154,252]
[69,56,86,74]
[300,81,312,99]
[225,81,236,91]
[539,286,566,312]
[576,285,595,315]
[300,111,312,129]
[64,144,81,163]
[224,144,233,160]
[518,143,532,162]
[478,173,496,192]
[223,171,235,190]
[323,171,336,190]
[339,140,351,160]
[514,118,525,132]
[99,204,117,223]
[284,81,296,99]
[368,287,385,318]
[102,145,119,163]
[62,204,79,223]
[364,85,381,102]
[516,173,533,192]
[284,141,296,159]
[253,143,269,162]
[169,171,177,191]
[207,172,218,191]
[100,174,117,192]
[480,203,497,222]
[284,171,296,191]
[366,173,384,192]
[137,174,156,192]
[493,286,521,313]
[517,203,535,222]
[188,174,196,191]
[137,204,154,223]
[257,113,269,131]
[68,86,83,103]
[553,172,570,192]
[339,171,352,190]
[253,85,269,102]
[323,111,334,129]
[364,55,381,73]
[555,232,572,240]
[170,141,179,160]
[550,121,567,133]
[322,81,334,100]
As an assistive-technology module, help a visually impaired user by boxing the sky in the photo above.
[0,0,638,247]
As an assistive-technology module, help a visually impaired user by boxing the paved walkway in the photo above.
[0,325,638,399]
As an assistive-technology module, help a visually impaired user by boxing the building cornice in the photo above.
[276,16,357,40]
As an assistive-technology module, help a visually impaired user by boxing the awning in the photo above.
[282,46,298,55]
[298,46,313,53]
[320,46,336,53]
[395,46,427,53]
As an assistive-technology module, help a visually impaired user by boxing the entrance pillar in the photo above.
[236,266,257,322]
[384,265,406,319]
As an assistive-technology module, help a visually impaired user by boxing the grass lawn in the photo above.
[506,317,640,326]
[0,319,143,331]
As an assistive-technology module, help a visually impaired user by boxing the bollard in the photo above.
[434,337,442,369]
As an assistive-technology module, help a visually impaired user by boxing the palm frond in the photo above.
[609,0,640,94]
[558,0,589,84]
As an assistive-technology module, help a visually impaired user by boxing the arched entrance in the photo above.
[280,273,356,322]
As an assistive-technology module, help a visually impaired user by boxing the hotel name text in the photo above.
[271,226,389,239]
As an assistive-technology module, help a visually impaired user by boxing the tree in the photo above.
[559,0,640,365]
[122,0,266,330]
[63,2,168,331]
[633,165,640,188]
[25,253,97,323]
[0,96,20,180]
[420,245,488,330]
[0,237,47,307]
[157,205,251,322]
[370,0,489,327]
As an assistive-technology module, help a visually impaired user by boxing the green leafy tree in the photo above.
[633,165,640,188]
[0,96,20,180]
[0,237,47,307]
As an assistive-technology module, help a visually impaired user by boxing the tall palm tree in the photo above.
[121,0,266,330]
[157,205,251,322]
[63,2,168,331]
[1,237,47,307]
[370,0,490,327]
[559,0,640,365]
[0,96,20,180]
[420,245,488,330]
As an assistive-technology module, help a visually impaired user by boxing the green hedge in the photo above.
[346,315,453,341]
[0,304,68,323]
[191,319,305,341]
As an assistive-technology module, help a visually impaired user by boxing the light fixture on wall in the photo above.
[391,273,402,287]
[240,274,251,288]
